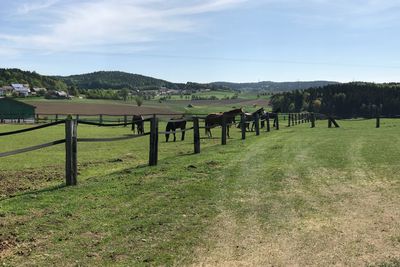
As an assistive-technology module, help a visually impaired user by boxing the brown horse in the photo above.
[165,116,187,142]
[205,108,242,138]
[239,108,265,132]
[131,115,144,135]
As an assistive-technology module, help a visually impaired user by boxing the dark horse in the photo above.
[165,116,187,142]
[205,108,242,138]
[239,108,265,132]
[131,115,144,135]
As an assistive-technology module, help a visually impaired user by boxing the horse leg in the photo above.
[181,128,186,141]
[227,125,230,138]
[166,133,169,142]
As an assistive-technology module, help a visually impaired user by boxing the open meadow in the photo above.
[1,117,400,266]
[20,91,269,117]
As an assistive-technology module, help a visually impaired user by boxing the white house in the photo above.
[11,84,30,97]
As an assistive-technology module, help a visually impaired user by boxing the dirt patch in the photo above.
[0,168,63,198]
[31,102,178,115]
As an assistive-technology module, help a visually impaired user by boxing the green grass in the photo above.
[1,118,400,265]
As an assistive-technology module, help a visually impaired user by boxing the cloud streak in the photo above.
[0,0,246,55]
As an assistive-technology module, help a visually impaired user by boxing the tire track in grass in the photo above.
[192,133,295,266]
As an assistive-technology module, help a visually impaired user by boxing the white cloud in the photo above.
[17,0,60,14]
[1,0,246,54]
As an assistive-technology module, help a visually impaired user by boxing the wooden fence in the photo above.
[0,111,386,187]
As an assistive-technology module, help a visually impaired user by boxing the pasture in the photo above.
[20,91,269,117]
[1,118,400,266]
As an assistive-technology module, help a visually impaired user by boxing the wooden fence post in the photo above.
[311,113,315,128]
[376,114,380,128]
[124,115,128,127]
[65,117,77,186]
[275,114,280,130]
[149,115,158,165]
[221,115,227,145]
[35,114,39,124]
[149,115,158,166]
[255,112,260,136]
[99,114,103,124]
[241,113,246,140]
[55,114,59,122]
[193,117,200,154]
[264,112,269,132]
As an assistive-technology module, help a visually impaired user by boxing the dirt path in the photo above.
[192,134,400,266]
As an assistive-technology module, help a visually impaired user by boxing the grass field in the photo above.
[1,118,400,266]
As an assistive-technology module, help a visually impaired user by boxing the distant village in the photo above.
[0,83,70,99]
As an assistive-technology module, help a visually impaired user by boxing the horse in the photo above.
[165,116,187,142]
[131,115,144,135]
[239,108,265,132]
[205,108,242,138]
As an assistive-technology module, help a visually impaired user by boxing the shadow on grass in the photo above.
[0,183,66,202]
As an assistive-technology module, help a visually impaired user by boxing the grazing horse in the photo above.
[205,108,242,138]
[239,108,265,132]
[131,115,144,135]
[165,116,187,142]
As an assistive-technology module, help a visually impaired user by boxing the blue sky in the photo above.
[1,0,400,83]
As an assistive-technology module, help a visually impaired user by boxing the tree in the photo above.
[68,85,79,96]
[135,96,143,107]
[120,88,129,101]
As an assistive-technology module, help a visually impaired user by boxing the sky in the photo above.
[0,0,400,83]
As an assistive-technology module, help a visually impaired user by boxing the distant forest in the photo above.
[57,71,232,91]
[271,82,400,117]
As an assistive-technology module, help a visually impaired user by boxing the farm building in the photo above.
[11,84,30,97]
[0,97,36,121]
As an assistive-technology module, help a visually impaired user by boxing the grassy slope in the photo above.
[1,119,400,266]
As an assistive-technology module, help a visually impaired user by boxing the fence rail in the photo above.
[0,111,390,188]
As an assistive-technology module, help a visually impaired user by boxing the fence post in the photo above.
[376,113,380,128]
[35,114,39,124]
[55,114,59,122]
[241,113,246,140]
[99,114,103,124]
[266,112,271,132]
[221,115,227,145]
[255,112,260,136]
[124,115,128,127]
[149,115,158,166]
[65,117,77,186]
[275,114,280,130]
[311,113,315,128]
[193,117,200,154]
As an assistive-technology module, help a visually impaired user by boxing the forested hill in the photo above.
[211,81,338,92]
[0,68,67,90]
[271,82,400,117]
[57,71,178,90]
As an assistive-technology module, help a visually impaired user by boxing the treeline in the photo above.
[59,71,176,90]
[212,80,338,92]
[271,82,400,117]
[0,68,67,91]
[59,71,235,91]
